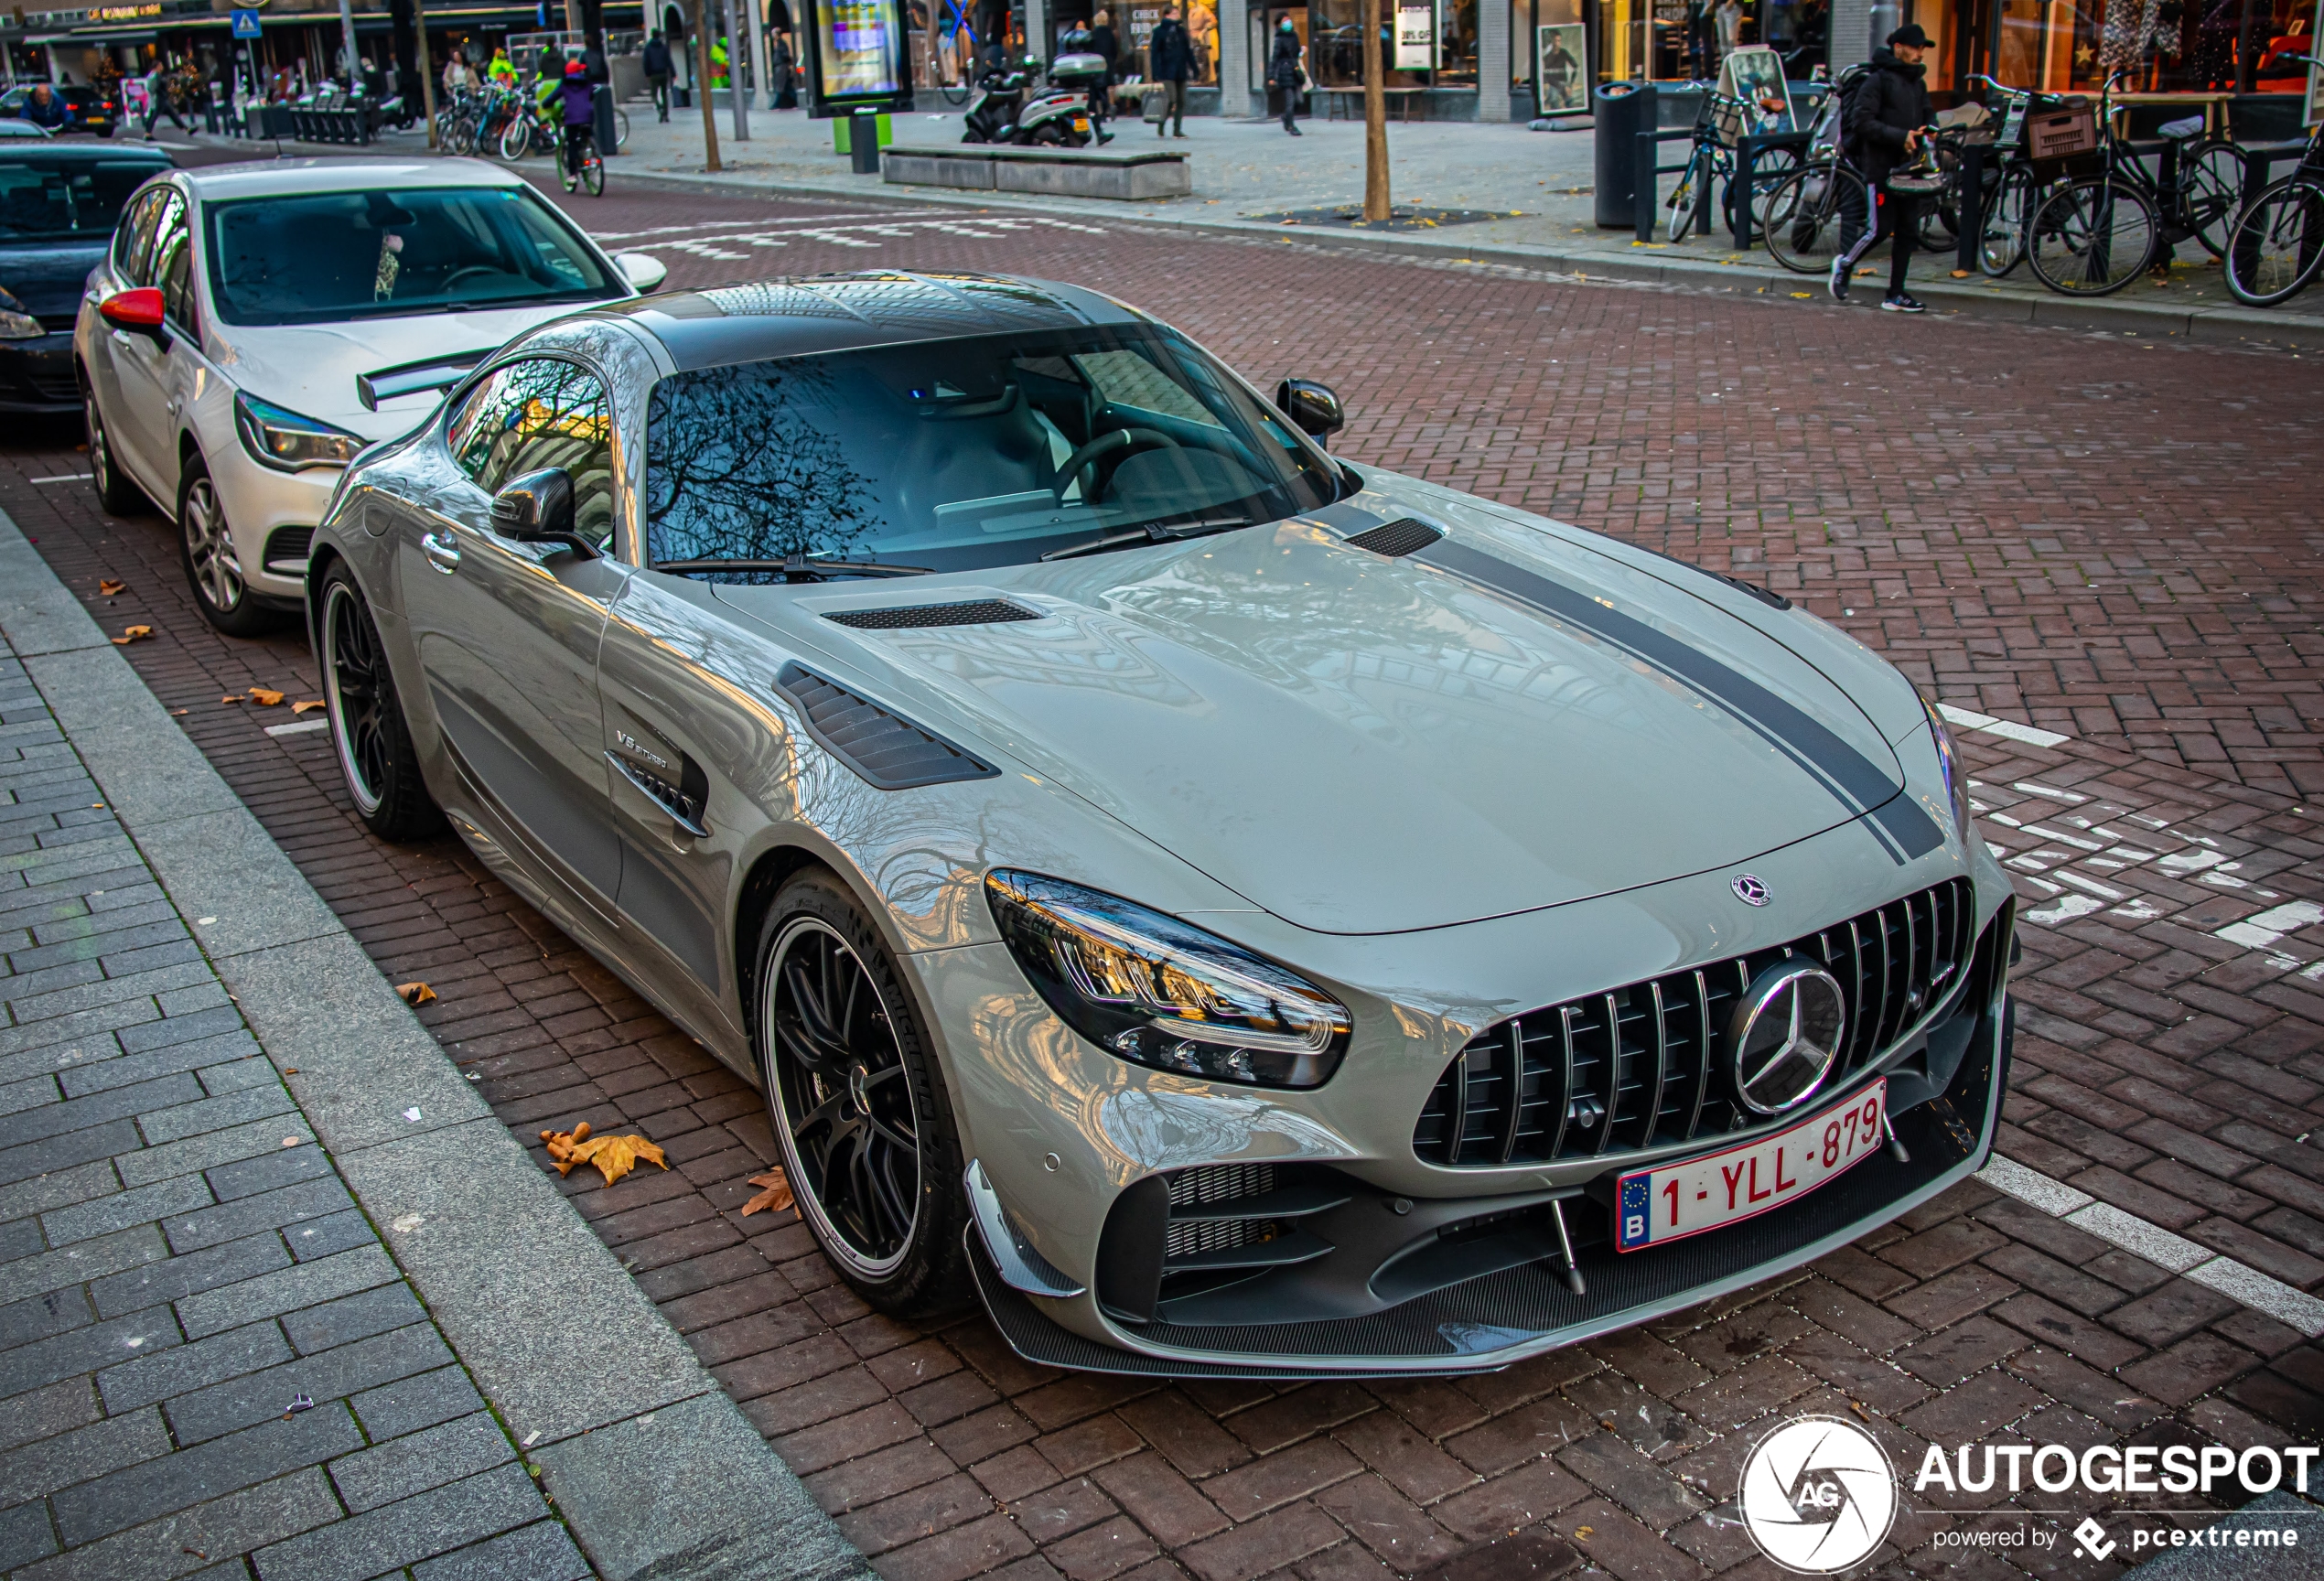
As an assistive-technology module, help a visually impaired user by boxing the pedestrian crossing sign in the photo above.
[231,8,261,37]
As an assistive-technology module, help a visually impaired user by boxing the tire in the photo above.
[2184,137,2243,258]
[83,383,145,516]
[582,154,603,196]
[2225,176,2324,307]
[614,106,630,147]
[178,457,280,639]
[318,561,443,843]
[1734,144,1801,236]
[1977,164,2033,276]
[498,113,530,161]
[754,870,969,1319]
[2027,177,2157,296]
[1762,160,1870,274]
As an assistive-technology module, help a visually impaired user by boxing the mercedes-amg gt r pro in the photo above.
[307,271,2015,1377]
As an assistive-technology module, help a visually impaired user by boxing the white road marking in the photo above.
[1938,703,2071,748]
[264,719,329,737]
[30,473,92,484]
[594,213,1111,263]
[1979,1155,2324,1338]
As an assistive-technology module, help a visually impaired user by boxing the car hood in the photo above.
[207,303,591,441]
[718,487,1917,936]
[0,239,105,324]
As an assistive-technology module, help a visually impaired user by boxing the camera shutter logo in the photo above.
[1728,962,1847,1116]
[1738,1415,1897,1574]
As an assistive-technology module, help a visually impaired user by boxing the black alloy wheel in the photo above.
[83,383,145,516]
[318,563,444,843]
[756,871,967,1317]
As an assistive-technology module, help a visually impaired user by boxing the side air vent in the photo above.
[262,525,315,577]
[823,600,1044,631]
[1343,518,1444,558]
[773,662,998,790]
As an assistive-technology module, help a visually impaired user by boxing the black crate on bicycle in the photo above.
[2025,106,2103,181]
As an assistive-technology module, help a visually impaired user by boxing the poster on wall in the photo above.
[1395,2,1434,69]
[1535,22,1586,110]
[1717,43,1794,134]
[802,0,912,116]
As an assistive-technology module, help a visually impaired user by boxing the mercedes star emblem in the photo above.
[1732,874,1770,907]
[1727,962,1847,1115]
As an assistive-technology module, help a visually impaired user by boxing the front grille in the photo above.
[1163,1164,1279,1262]
[1413,878,1974,1167]
[1343,518,1443,558]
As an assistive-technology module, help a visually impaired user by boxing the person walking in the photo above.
[769,31,798,106]
[1267,16,1303,134]
[1829,21,1933,312]
[140,59,190,139]
[1148,2,1191,137]
[644,29,673,119]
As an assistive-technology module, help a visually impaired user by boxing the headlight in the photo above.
[234,391,364,471]
[0,291,42,339]
[986,869,1352,1089]
[1922,694,1970,839]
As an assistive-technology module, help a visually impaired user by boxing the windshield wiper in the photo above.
[651,554,933,583]
[1039,516,1253,563]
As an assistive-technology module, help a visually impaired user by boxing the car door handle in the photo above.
[421,531,461,575]
[606,751,710,839]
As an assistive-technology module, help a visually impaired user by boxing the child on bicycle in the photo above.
[1831,22,1934,313]
[559,59,598,178]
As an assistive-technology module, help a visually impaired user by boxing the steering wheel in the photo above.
[440,265,506,294]
[1052,426,1179,501]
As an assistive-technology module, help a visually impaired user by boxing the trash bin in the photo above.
[1594,81,1652,228]
[850,107,882,174]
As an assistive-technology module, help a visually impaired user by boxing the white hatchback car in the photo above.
[74,157,665,635]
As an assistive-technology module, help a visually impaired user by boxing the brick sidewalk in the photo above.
[0,632,584,1581]
[7,185,2324,1581]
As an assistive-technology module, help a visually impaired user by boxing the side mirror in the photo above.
[490,468,593,557]
[1275,378,1344,447]
[98,286,167,343]
[615,252,667,292]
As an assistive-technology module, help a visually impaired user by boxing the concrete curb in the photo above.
[0,507,874,1581]
[605,162,2324,347]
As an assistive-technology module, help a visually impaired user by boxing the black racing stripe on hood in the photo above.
[1415,539,1942,864]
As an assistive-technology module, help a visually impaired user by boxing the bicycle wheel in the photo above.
[2225,175,2324,307]
[583,151,604,195]
[2183,137,2243,258]
[499,113,531,160]
[1978,165,2034,276]
[1664,145,1711,236]
[1730,145,1802,236]
[614,106,630,148]
[1762,161,1871,274]
[2027,177,2157,296]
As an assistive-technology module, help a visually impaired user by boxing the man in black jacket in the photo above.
[644,30,673,120]
[1832,23,1934,312]
[1148,4,1192,137]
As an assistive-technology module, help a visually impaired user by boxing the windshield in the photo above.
[0,156,163,241]
[643,326,1342,575]
[203,185,625,328]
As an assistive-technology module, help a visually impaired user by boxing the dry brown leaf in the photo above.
[248,687,285,706]
[540,1122,593,1173]
[1574,1528,1593,1542]
[169,708,188,717]
[394,981,436,1006]
[111,626,151,645]
[99,578,124,596]
[221,694,242,705]
[568,1132,667,1188]
[292,699,327,715]
[740,1168,794,1217]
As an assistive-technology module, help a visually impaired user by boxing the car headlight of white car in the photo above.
[234,390,364,471]
[1922,694,1970,839]
[986,869,1352,1090]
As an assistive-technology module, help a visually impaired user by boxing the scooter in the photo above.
[962,54,1105,145]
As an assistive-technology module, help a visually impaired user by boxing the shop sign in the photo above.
[89,2,158,17]
[1393,0,1431,70]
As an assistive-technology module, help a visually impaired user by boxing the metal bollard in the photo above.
[850,107,881,175]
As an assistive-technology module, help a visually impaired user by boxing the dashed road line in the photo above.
[1977,1154,2324,1338]
[1939,702,2071,748]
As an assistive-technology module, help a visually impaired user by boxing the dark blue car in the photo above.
[0,144,169,414]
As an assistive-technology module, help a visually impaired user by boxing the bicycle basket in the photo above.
[2025,105,2101,179]
[1709,94,1746,147]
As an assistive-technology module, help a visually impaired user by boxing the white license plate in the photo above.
[1615,1080,1887,1253]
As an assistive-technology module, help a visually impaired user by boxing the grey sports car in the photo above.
[309,271,2016,1377]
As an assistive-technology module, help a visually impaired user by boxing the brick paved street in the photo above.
[7,176,2324,1581]
[0,632,583,1579]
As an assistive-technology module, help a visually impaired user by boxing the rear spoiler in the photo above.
[356,349,490,412]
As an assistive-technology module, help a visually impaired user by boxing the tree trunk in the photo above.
[414,0,437,146]
[1362,0,1389,220]
[688,0,723,167]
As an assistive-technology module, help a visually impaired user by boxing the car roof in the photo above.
[590,271,1150,371]
[0,142,166,164]
[175,158,532,202]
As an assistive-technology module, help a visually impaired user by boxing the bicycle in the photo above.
[558,126,604,196]
[2023,70,2243,296]
[2224,55,2324,306]
[1661,86,1802,243]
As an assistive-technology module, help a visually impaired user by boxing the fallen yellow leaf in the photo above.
[741,1168,794,1217]
[395,981,436,1006]
[1790,291,1812,298]
[221,695,242,704]
[568,1132,667,1188]
[248,687,285,706]
[99,578,124,596]
[1575,1527,1593,1541]
[542,1121,593,1172]
[111,626,151,645]
[292,699,326,715]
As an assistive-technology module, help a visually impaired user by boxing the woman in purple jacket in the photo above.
[559,59,598,177]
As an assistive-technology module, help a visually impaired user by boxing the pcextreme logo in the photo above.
[1737,1415,1898,1574]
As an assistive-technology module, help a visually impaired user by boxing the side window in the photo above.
[445,359,617,551]
[155,199,195,331]
[122,190,179,288]
[112,189,162,285]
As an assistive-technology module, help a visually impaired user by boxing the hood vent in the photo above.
[774,662,998,790]
[823,600,1043,631]
[1342,518,1444,558]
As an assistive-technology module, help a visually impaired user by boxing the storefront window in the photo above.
[1125,0,1216,81]
[1984,0,2314,91]
[1437,0,1478,80]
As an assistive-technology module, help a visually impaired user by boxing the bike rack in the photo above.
[1729,129,1812,248]
[1634,124,1710,243]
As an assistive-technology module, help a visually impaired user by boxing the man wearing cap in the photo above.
[1831,23,1934,312]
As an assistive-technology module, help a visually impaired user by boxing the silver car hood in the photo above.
[718,484,1909,937]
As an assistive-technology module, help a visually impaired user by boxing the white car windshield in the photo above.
[203,185,625,327]
[643,326,1345,575]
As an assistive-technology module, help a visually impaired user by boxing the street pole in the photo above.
[724,0,750,137]
[337,0,357,81]
[687,0,724,167]
[1361,0,1388,221]
[414,0,438,145]
[926,0,942,99]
